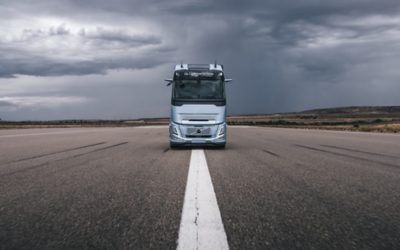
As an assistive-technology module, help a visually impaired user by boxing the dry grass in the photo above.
[358,123,400,133]
[227,113,400,133]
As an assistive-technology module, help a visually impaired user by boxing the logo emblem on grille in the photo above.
[187,127,210,136]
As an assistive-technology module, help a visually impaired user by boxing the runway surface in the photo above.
[1,126,399,249]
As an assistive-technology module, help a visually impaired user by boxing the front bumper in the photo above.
[169,122,226,146]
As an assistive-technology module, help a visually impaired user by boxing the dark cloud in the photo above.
[0,100,16,107]
[1,0,400,119]
[0,46,172,77]
[82,28,161,47]
[0,25,172,77]
[0,53,169,77]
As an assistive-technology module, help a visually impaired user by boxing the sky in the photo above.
[1,0,400,120]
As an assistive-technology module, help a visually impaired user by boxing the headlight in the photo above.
[170,123,179,135]
[218,124,225,135]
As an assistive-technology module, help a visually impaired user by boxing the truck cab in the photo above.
[167,63,231,148]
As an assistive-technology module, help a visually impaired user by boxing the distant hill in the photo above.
[300,106,400,115]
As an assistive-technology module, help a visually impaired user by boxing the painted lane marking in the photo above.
[136,125,168,129]
[0,129,113,138]
[0,126,168,138]
[177,149,229,250]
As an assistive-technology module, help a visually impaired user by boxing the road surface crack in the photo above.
[319,144,400,159]
[294,144,400,169]
[261,149,280,158]
[0,142,107,166]
[0,142,129,177]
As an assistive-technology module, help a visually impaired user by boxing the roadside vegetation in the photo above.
[0,119,169,129]
[1,106,400,133]
[227,106,400,133]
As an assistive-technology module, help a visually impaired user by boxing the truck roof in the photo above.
[174,64,223,72]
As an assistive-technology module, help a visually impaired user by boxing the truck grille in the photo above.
[186,127,211,137]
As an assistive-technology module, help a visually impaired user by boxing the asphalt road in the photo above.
[0,127,399,249]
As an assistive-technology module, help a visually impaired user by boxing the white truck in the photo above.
[166,63,232,148]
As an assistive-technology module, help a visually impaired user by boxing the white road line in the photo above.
[177,149,229,250]
[0,126,169,138]
[136,125,168,128]
[0,129,112,138]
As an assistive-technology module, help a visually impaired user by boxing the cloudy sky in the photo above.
[1,0,400,120]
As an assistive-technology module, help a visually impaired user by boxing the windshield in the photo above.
[173,79,224,100]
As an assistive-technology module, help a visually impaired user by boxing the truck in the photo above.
[166,63,232,148]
